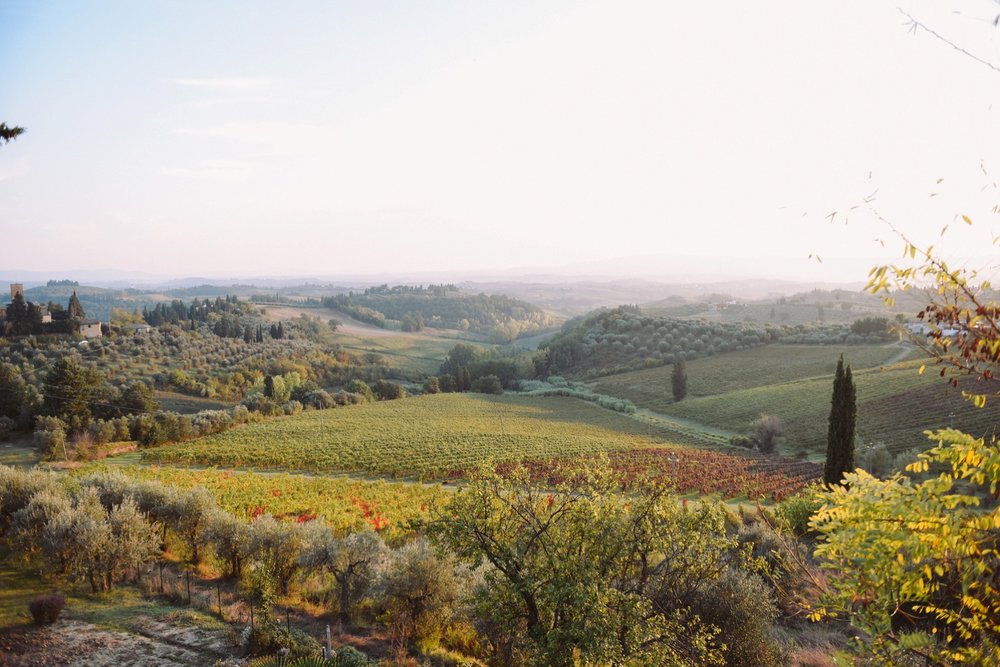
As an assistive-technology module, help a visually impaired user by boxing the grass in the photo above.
[154,391,234,414]
[334,331,472,376]
[0,548,203,631]
[0,437,40,468]
[596,348,999,456]
[142,394,694,478]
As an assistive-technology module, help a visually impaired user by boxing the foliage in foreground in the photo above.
[811,429,1000,664]
[431,461,786,667]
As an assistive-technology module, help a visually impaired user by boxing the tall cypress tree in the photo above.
[671,359,687,402]
[67,291,85,319]
[824,354,857,485]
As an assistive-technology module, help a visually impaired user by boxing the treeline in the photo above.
[0,349,407,459]
[142,295,252,327]
[536,307,896,378]
[321,285,557,342]
[0,461,795,665]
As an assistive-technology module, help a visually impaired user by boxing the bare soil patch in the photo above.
[0,617,234,667]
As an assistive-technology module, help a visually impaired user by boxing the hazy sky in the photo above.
[2,0,999,283]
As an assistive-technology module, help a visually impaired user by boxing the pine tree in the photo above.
[671,359,687,402]
[824,354,857,485]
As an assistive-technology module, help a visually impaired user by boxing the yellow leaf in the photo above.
[919,365,926,375]
[962,214,973,225]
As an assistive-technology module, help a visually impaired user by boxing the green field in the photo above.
[594,346,999,455]
[143,394,692,478]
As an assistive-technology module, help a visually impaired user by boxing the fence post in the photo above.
[216,583,223,618]
[159,562,164,593]
[286,607,290,633]
[186,571,191,605]
[250,603,254,629]
[325,624,332,657]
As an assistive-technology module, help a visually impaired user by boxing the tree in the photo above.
[431,461,729,666]
[372,379,405,400]
[120,381,158,415]
[671,358,688,402]
[0,123,25,145]
[42,359,107,427]
[204,509,250,578]
[375,537,466,651]
[824,355,857,485]
[470,374,502,395]
[811,429,1000,664]
[301,527,388,626]
[0,363,31,422]
[67,291,85,319]
[750,414,784,454]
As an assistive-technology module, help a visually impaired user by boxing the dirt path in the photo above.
[632,408,736,444]
[883,342,917,366]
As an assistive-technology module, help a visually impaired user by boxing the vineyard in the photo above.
[469,446,823,502]
[614,355,1000,455]
[92,465,447,540]
[592,343,906,409]
[141,394,700,478]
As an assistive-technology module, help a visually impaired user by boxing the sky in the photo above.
[1,0,999,284]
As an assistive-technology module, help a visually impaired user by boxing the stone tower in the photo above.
[10,283,23,300]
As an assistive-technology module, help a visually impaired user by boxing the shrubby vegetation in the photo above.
[515,377,636,414]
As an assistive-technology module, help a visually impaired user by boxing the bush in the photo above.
[246,623,321,659]
[774,485,822,537]
[688,569,785,667]
[344,380,374,402]
[749,414,784,454]
[470,375,502,395]
[729,435,754,449]
[373,380,406,400]
[28,594,65,625]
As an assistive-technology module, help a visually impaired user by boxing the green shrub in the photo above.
[470,375,502,395]
[246,624,321,660]
[774,485,822,537]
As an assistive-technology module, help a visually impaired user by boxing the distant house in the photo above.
[126,323,152,335]
[79,319,103,338]
[904,322,961,338]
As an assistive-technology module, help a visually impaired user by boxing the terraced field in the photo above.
[142,394,700,478]
[595,347,999,455]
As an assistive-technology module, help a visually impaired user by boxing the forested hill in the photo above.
[535,306,893,378]
[321,284,558,342]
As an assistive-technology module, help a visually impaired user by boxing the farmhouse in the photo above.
[1,283,103,338]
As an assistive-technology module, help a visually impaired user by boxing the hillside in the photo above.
[536,306,894,378]
[321,284,558,342]
[593,346,1000,456]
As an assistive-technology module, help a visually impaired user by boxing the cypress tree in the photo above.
[67,291,85,319]
[671,359,687,402]
[824,355,857,485]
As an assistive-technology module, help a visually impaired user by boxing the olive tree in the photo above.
[430,461,730,667]
[300,526,388,625]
